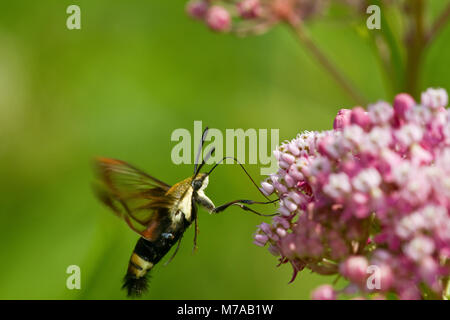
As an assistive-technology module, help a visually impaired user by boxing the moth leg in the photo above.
[192,217,199,254]
[191,199,200,253]
[212,199,279,216]
[164,235,183,266]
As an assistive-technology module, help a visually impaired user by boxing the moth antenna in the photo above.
[207,157,273,202]
[193,146,215,180]
[194,126,209,175]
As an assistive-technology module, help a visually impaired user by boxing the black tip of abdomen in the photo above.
[122,272,150,298]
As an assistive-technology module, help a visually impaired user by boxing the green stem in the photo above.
[367,33,395,98]
[404,0,426,98]
[444,277,450,300]
[426,2,450,45]
[371,0,405,95]
[289,23,367,106]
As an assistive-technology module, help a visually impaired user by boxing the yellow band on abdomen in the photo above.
[129,253,154,278]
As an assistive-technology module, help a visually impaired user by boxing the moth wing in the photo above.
[94,157,174,241]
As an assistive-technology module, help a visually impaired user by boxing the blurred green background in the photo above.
[0,1,449,299]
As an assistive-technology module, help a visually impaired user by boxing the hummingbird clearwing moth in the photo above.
[93,127,278,297]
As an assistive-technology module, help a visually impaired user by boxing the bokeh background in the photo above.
[0,0,449,299]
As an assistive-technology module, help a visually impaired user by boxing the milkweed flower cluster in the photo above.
[185,0,397,34]
[255,88,450,300]
[186,0,329,34]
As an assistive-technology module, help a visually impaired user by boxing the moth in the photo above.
[94,127,277,297]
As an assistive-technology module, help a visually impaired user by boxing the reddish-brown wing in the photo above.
[94,157,174,241]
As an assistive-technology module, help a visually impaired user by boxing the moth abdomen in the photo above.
[122,251,154,298]
[123,232,183,298]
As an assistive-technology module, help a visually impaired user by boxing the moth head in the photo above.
[192,173,209,192]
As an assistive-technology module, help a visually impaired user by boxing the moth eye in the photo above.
[193,179,202,190]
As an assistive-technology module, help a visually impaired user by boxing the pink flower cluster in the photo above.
[185,0,328,34]
[255,88,450,300]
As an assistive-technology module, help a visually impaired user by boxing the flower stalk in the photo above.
[426,2,450,45]
[289,21,367,105]
[186,1,450,101]
[405,0,426,99]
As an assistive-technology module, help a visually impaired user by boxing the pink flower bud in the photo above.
[311,285,336,300]
[288,164,303,180]
[281,152,296,165]
[284,174,295,187]
[273,181,288,193]
[287,142,300,156]
[394,93,415,119]
[421,88,448,110]
[318,135,337,158]
[254,234,268,246]
[419,256,439,287]
[259,222,272,235]
[276,227,287,238]
[398,284,421,300]
[410,144,433,165]
[440,247,450,260]
[279,234,296,258]
[404,235,435,262]
[368,101,393,125]
[237,0,262,19]
[350,107,371,130]
[253,240,265,247]
[273,149,281,160]
[206,6,231,32]
[268,244,280,256]
[340,256,369,284]
[273,216,290,229]
[288,191,303,204]
[333,109,351,130]
[260,181,274,196]
[284,199,297,212]
[278,206,291,217]
[278,160,290,169]
[378,264,394,291]
[186,0,209,20]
